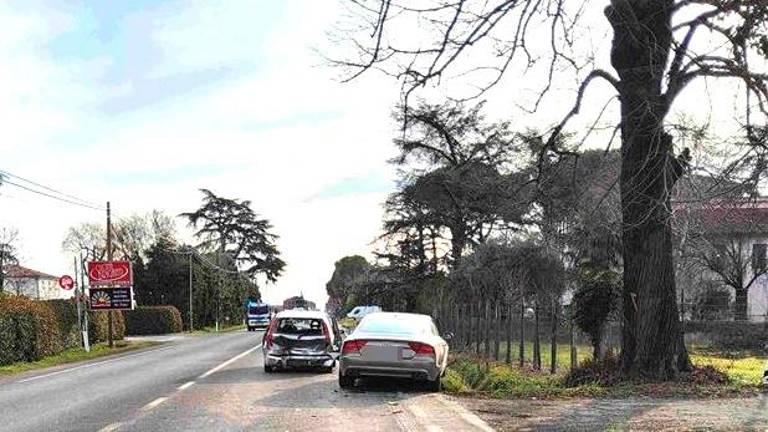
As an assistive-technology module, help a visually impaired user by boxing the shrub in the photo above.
[0,295,60,365]
[123,306,183,335]
[563,352,621,387]
[88,310,125,344]
[41,299,80,349]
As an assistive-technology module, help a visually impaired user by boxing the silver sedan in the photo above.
[338,312,450,391]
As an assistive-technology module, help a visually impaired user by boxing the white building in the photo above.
[675,199,768,322]
[2,265,71,300]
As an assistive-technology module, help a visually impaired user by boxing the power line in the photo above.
[0,169,103,209]
[0,179,104,211]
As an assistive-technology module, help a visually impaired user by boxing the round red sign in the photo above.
[59,275,75,290]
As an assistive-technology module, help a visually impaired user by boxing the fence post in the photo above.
[533,300,541,370]
[505,303,512,364]
[550,298,557,374]
[519,300,525,368]
[475,299,482,356]
[484,300,491,359]
[570,308,577,370]
[494,302,501,361]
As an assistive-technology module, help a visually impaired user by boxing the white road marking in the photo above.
[16,346,175,383]
[142,397,168,411]
[98,422,121,432]
[178,381,195,391]
[198,346,258,379]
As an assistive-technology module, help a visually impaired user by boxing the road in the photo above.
[0,330,492,432]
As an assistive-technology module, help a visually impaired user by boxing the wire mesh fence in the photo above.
[429,297,767,374]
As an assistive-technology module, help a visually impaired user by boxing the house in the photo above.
[2,265,71,300]
[674,198,768,322]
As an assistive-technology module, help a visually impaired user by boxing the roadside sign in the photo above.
[88,286,134,310]
[87,261,132,286]
[59,275,75,290]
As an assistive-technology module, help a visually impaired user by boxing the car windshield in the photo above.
[277,318,324,336]
[249,305,269,315]
[356,317,429,335]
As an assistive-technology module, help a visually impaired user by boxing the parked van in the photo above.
[346,305,382,320]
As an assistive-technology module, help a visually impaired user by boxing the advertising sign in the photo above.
[87,261,132,286]
[88,286,134,310]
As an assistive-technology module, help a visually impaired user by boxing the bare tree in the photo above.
[334,0,768,378]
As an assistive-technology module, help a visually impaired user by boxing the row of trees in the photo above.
[62,189,285,329]
[331,0,768,379]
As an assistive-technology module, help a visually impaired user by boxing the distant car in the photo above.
[338,312,450,392]
[262,309,341,373]
[346,305,381,320]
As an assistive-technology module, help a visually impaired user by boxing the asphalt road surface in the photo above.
[0,330,492,432]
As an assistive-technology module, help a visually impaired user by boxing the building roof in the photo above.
[4,265,58,280]
[673,198,768,235]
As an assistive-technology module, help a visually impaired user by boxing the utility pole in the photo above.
[188,251,193,332]
[106,201,114,348]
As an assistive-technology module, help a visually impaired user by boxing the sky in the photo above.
[0,1,758,307]
[0,0,402,307]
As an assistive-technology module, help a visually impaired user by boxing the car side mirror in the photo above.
[443,332,454,342]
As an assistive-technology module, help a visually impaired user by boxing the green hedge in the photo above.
[41,299,80,349]
[685,320,768,351]
[123,306,183,335]
[88,310,125,344]
[0,295,60,365]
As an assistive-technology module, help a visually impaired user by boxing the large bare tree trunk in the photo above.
[606,0,691,379]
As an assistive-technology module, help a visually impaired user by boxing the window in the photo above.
[277,318,323,336]
[249,305,269,315]
[752,243,767,274]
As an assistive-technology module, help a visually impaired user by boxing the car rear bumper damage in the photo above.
[265,353,335,369]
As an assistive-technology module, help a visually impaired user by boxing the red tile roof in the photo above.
[4,265,57,280]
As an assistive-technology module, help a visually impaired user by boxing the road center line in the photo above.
[198,346,258,379]
[142,397,168,411]
[16,346,175,383]
[178,381,195,390]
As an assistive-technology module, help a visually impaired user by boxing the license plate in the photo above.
[365,345,398,362]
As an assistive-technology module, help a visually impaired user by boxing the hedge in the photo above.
[41,299,80,349]
[0,295,60,365]
[685,320,768,351]
[88,310,125,344]
[123,306,183,335]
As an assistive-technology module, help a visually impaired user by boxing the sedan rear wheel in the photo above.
[338,372,354,389]
[426,376,441,392]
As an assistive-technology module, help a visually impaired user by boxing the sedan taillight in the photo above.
[408,342,435,357]
[342,339,367,354]
[265,320,276,348]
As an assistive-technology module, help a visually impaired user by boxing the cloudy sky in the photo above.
[0,0,404,306]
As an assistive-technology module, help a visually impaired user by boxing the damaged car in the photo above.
[262,309,341,373]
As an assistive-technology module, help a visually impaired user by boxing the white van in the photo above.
[346,305,381,320]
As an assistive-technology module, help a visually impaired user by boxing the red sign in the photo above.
[87,261,132,287]
[59,275,75,290]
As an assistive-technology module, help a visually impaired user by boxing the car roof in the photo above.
[362,312,432,321]
[275,309,328,320]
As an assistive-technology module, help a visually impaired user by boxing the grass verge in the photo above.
[443,350,766,399]
[0,340,160,377]
[193,323,247,334]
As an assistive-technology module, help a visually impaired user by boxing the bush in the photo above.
[0,295,60,365]
[685,320,768,351]
[123,306,183,335]
[88,310,125,344]
[41,299,80,349]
